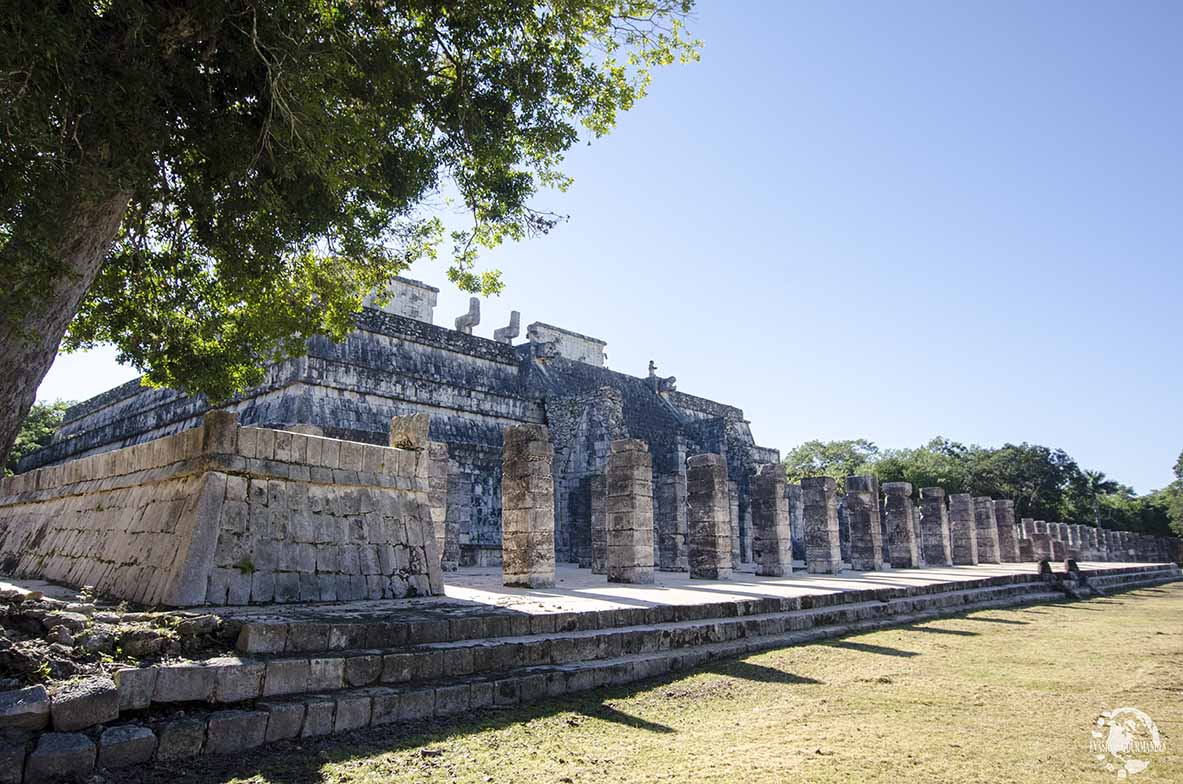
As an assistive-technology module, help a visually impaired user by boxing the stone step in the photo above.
[9,582,1076,781]
[231,571,1060,654]
[119,579,1057,715]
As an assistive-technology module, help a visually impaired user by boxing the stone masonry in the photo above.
[500,425,555,588]
[948,493,979,565]
[801,477,842,575]
[883,482,921,568]
[844,476,884,571]
[604,440,656,584]
[993,500,1021,563]
[589,474,607,575]
[654,473,689,572]
[919,487,953,566]
[972,496,1001,564]
[686,454,732,580]
[749,464,792,577]
[0,412,443,606]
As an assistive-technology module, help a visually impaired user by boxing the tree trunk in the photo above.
[0,187,132,467]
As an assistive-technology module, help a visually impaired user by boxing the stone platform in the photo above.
[2,561,1178,783]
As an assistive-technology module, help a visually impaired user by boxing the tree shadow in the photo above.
[825,640,920,657]
[577,703,674,733]
[705,659,824,685]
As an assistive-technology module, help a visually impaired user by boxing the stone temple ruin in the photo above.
[1,277,1181,781]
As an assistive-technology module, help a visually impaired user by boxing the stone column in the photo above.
[1018,517,1036,561]
[727,480,741,570]
[589,474,607,574]
[501,424,555,588]
[883,482,920,568]
[750,464,792,576]
[1086,526,1101,561]
[972,496,1001,564]
[801,476,843,574]
[948,494,979,565]
[912,507,927,566]
[786,483,805,563]
[992,500,1021,563]
[427,442,457,572]
[686,454,732,580]
[655,472,689,572]
[844,475,884,571]
[1030,521,1053,561]
[919,488,953,566]
[605,439,656,584]
[1048,523,1066,561]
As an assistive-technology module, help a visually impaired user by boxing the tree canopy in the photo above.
[0,0,700,463]
[783,436,1179,536]
[4,400,70,476]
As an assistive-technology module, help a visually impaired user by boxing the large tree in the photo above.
[0,0,699,464]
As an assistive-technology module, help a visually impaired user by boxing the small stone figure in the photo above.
[454,297,480,334]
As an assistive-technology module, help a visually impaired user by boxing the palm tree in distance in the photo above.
[1083,470,1119,528]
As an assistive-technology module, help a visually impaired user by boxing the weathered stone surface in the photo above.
[919,488,953,566]
[114,668,158,712]
[605,439,655,584]
[205,709,268,754]
[154,662,216,703]
[750,464,791,576]
[844,476,884,571]
[98,725,157,768]
[24,732,96,783]
[655,467,689,572]
[993,500,1022,563]
[258,701,305,741]
[155,717,205,760]
[300,697,335,737]
[211,658,265,703]
[0,685,49,731]
[388,413,430,450]
[0,733,25,784]
[948,494,979,565]
[501,424,556,588]
[686,454,732,580]
[972,497,1001,564]
[883,483,920,568]
[50,676,119,732]
[589,474,608,575]
[801,477,842,574]
[334,694,372,732]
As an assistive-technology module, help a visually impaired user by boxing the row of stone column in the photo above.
[498,425,1181,588]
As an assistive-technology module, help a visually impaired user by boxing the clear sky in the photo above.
[37,1,1183,492]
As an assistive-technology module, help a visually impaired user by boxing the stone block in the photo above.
[212,658,265,703]
[948,494,979,565]
[155,717,206,760]
[919,488,953,566]
[263,658,310,697]
[300,697,335,737]
[367,688,401,725]
[114,667,157,711]
[344,654,383,687]
[844,475,884,571]
[0,734,25,784]
[801,476,842,574]
[501,425,555,588]
[50,676,119,732]
[154,663,215,703]
[751,464,792,576]
[883,482,920,568]
[236,622,289,654]
[333,694,372,732]
[0,685,49,731]
[258,700,305,742]
[308,658,345,691]
[24,732,96,783]
[205,709,268,755]
[98,724,157,768]
[687,454,733,580]
[397,688,435,721]
[973,496,1001,564]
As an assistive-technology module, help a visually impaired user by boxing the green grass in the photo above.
[134,584,1183,784]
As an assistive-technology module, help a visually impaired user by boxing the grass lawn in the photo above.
[130,583,1182,784]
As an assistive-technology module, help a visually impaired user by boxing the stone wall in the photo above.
[0,413,441,607]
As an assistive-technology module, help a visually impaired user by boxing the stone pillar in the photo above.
[993,500,1021,563]
[912,506,927,566]
[844,475,884,571]
[1048,523,1066,561]
[589,474,607,574]
[605,440,656,584]
[883,482,920,568]
[786,483,805,563]
[687,454,733,579]
[501,424,555,588]
[919,488,953,566]
[1086,526,1101,561]
[1018,517,1036,561]
[727,480,741,570]
[750,464,792,577]
[427,442,457,572]
[801,476,843,574]
[948,494,979,565]
[655,472,689,572]
[1030,521,1053,561]
[972,497,1001,564]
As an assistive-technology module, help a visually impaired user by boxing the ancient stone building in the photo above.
[21,278,779,571]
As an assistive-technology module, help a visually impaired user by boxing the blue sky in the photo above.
[38,2,1183,492]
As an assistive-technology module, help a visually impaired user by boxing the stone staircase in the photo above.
[4,563,1179,781]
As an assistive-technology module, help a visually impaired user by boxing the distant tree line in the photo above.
[782,437,1183,538]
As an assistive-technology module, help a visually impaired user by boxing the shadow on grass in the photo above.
[705,659,825,684]
[899,624,978,636]
[960,616,1029,626]
[826,640,920,657]
[577,703,674,733]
